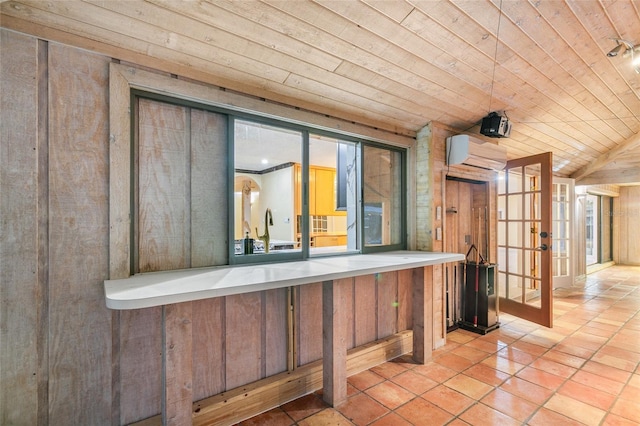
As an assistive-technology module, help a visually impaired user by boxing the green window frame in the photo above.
[130,92,406,271]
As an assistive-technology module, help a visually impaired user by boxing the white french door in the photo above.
[552,178,575,288]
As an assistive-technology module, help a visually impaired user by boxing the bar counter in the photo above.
[104,251,464,310]
[104,251,464,425]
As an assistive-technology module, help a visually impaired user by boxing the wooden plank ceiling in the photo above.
[2,0,639,185]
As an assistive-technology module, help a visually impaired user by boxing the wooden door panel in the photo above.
[497,152,553,327]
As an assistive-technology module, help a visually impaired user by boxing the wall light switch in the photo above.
[436,227,442,241]
[436,206,442,221]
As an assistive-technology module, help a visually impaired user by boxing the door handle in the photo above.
[534,244,548,251]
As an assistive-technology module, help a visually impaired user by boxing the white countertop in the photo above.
[104,251,465,310]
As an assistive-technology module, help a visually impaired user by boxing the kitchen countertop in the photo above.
[104,251,465,310]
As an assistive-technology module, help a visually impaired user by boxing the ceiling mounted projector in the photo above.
[480,112,511,138]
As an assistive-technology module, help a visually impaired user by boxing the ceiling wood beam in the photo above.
[572,132,640,182]
[575,166,640,186]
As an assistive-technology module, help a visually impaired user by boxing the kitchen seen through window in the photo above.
[133,95,405,271]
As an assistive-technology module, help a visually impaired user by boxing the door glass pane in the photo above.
[507,194,523,220]
[234,120,302,256]
[552,179,574,285]
[498,159,548,307]
[507,167,523,194]
[586,194,598,265]
[506,247,520,273]
[526,192,541,220]
[525,165,541,189]
[508,222,522,247]
[363,146,402,247]
[498,271,507,299]
[498,220,506,245]
[308,135,358,255]
[524,248,541,280]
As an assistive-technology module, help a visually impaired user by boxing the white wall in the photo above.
[258,166,295,242]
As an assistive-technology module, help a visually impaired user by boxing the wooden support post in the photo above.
[412,266,433,364]
[322,279,348,406]
[163,302,193,426]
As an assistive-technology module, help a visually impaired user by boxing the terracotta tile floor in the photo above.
[238,266,640,426]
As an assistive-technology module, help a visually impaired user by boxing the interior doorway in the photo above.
[444,177,490,331]
[444,152,554,331]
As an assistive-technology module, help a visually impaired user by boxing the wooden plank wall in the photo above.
[137,99,228,273]
[0,29,40,426]
[1,31,116,425]
[415,125,445,346]
[138,100,191,272]
[617,186,640,265]
[47,41,113,424]
[119,308,163,423]
[1,28,437,425]
[419,122,499,342]
[296,272,413,368]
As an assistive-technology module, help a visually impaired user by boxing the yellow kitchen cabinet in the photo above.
[295,164,344,217]
[314,167,336,216]
[313,234,347,247]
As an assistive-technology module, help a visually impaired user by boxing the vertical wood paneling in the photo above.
[459,182,472,253]
[322,279,350,406]
[445,180,459,252]
[36,38,51,426]
[190,109,228,267]
[412,266,433,364]
[225,293,262,388]
[296,282,323,365]
[397,269,413,331]
[432,160,444,253]
[109,63,134,280]
[0,29,39,426]
[119,308,162,424]
[163,302,193,426]
[265,288,288,376]
[354,275,377,346]
[192,298,225,401]
[618,186,640,265]
[444,179,461,329]
[47,42,112,425]
[138,102,228,272]
[344,278,355,350]
[472,183,489,260]
[432,264,445,343]
[415,125,433,251]
[138,99,190,272]
[377,272,398,339]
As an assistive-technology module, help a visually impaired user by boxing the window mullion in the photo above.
[302,130,310,259]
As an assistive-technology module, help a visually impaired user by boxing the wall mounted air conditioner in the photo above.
[446,134,507,171]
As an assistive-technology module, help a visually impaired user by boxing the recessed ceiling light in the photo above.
[261,159,268,165]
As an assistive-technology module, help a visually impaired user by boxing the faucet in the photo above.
[255,208,273,253]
